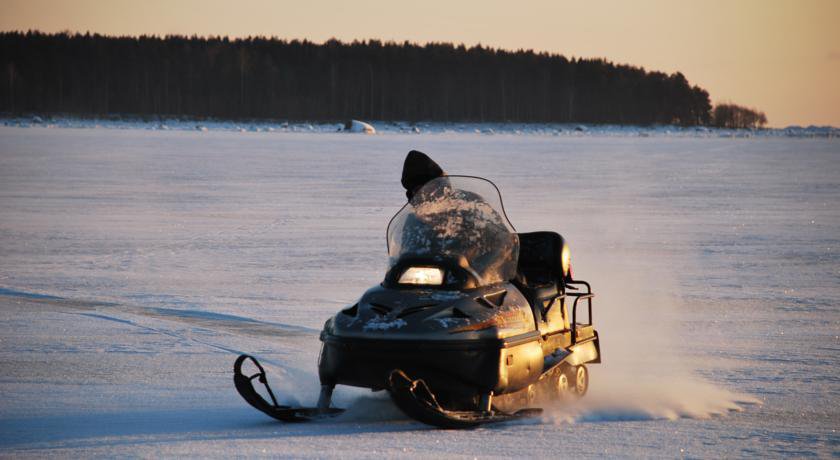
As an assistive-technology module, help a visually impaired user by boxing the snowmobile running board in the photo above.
[388,369,542,429]
[233,354,344,422]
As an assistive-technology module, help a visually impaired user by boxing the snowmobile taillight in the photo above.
[398,266,444,285]
[561,244,571,278]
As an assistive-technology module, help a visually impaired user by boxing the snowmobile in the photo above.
[234,174,600,428]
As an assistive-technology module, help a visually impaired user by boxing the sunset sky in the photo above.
[2,0,838,127]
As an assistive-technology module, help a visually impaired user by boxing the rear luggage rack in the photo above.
[566,280,594,345]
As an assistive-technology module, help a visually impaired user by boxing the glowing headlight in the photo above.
[561,244,571,277]
[398,267,444,285]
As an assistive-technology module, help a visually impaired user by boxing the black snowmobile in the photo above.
[234,158,600,429]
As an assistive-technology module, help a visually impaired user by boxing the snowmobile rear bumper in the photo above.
[318,330,541,398]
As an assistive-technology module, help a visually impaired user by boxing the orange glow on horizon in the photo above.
[2,0,838,127]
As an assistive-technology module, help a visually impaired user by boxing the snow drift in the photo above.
[344,119,376,134]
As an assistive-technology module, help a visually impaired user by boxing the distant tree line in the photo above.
[712,103,767,129]
[1,31,723,125]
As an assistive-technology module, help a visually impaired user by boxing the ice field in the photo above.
[0,126,838,457]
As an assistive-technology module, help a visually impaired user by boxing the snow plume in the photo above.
[545,217,760,424]
[335,393,407,423]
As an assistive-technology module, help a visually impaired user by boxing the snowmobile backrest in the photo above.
[516,231,566,288]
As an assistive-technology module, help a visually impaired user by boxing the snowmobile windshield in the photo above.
[387,176,519,287]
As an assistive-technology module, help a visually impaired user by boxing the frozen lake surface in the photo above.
[0,127,838,457]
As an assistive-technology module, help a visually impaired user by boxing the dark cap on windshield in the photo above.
[402,150,445,200]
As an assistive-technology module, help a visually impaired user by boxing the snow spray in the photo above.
[543,215,760,424]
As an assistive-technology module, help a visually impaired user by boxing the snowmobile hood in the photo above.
[323,284,535,342]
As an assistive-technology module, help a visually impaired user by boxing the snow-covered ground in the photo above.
[4,114,840,138]
[0,127,837,457]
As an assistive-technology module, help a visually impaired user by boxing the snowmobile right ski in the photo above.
[388,369,542,429]
[234,354,344,422]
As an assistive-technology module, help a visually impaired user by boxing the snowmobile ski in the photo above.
[388,369,542,429]
[234,354,344,422]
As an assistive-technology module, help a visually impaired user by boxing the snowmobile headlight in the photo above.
[561,243,571,277]
[398,267,444,285]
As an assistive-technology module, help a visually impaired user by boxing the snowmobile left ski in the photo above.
[233,354,344,422]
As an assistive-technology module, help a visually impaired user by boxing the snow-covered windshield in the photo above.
[387,176,519,286]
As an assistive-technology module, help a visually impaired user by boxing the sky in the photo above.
[2,0,838,127]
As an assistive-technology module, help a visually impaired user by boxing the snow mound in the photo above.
[343,119,376,134]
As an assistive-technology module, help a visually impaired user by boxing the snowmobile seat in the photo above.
[515,232,565,320]
[516,231,565,287]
